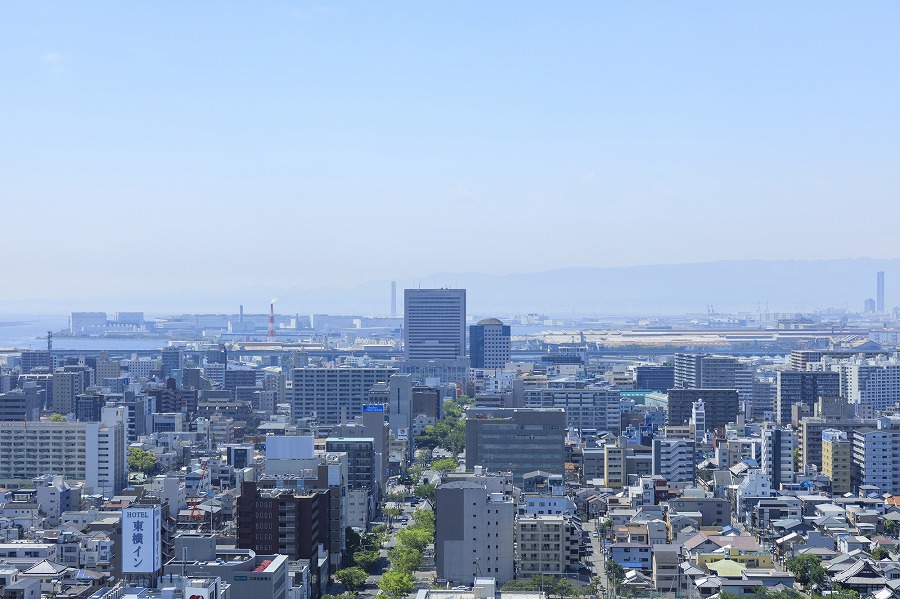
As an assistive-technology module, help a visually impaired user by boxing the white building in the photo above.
[523,387,620,433]
[0,406,126,497]
[652,438,695,487]
[852,418,900,495]
[760,424,796,489]
[845,359,900,413]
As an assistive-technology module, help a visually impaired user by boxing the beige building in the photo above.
[515,514,581,577]
[822,429,852,494]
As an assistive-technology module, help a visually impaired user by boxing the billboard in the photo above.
[122,506,161,574]
[362,404,385,413]
[397,427,409,440]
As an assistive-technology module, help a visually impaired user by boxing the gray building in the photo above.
[651,438,695,486]
[775,371,840,425]
[523,387,620,433]
[469,318,511,369]
[403,288,466,361]
[289,367,397,424]
[667,389,739,433]
[465,408,565,483]
[435,480,515,585]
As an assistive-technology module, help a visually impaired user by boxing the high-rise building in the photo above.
[822,429,851,494]
[877,271,885,313]
[523,387,620,433]
[435,480,515,585]
[691,400,706,443]
[851,419,900,495]
[469,318,511,369]
[651,438,695,486]
[236,481,331,562]
[0,389,42,422]
[289,367,397,424]
[775,371,840,425]
[667,389,739,433]
[52,370,84,415]
[465,408,565,483]
[844,359,900,413]
[760,424,796,489]
[20,350,51,374]
[634,364,675,392]
[0,405,126,496]
[403,288,466,361]
[160,347,183,379]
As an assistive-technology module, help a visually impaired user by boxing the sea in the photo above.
[0,315,168,351]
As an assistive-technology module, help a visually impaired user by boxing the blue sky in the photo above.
[2,2,899,311]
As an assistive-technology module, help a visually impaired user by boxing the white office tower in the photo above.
[691,399,706,444]
[403,288,466,360]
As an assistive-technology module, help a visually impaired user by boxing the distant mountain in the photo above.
[281,258,899,317]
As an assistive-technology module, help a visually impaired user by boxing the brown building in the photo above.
[236,482,331,562]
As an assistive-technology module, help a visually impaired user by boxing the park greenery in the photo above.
[127,447,158,474]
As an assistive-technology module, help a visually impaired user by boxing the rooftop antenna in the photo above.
[268,299,277,342]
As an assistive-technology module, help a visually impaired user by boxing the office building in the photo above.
[289,366,397,424]
[523,387,620,433]
[465,408,566,483]
[403,288,466,360]
[0,406,126,496]
[667,389,739,433]
[75,393,105,422]
[0,389,42,422]
[469,318,511,369]
[435,480,515,585]
[20,350,51,374]
[822,429,852,494]
[775,371,840,425]
[651,438,695,486]
[634,364,675,392]
[160,347,183,379]
[674,354,753,400]
[325,438,377,493]
[515,514,581,577]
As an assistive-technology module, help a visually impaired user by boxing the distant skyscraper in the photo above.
[391,281,397,318]
[469,318,511,368]
[877,271,885,313]
[403,288,466,361]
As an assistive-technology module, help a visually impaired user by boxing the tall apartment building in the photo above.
[775,371,840,425]
[236,481,331,562]
[52,370,85,415]
[852,419,900,495]
[651,438,695,486]
[523,387,620,433]
[844,359,900,413]
[324,438,376,492]
[465,408,566,483]
[667,389,739,433]
[604,436,628,489]
[160,347,183,379]
[289,367,397,424]
[760,424,796,489]
[822,429,852,495]
[435,480,515,585]
[515,514,581,577]
[0,406,126,496]
[469,318,511,369]
[674,354,753,399]
[797,415,876,471]
[403,288,466,361]
[750,379,776,420]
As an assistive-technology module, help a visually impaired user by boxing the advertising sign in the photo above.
[397,427,409,440]
[362,404,385,413]
[122,506,161,573]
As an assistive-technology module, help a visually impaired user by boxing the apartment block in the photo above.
[515,514,581,577]
[289,367,397,424]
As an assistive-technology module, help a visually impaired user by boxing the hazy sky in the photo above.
[3,2,900,309]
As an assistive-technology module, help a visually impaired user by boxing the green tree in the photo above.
[333,566,368,592]
[49,413,67,422]
[411,509,434,534]
[353,550,380,573]
[388,544,422,573]
[127,447,158,474]
[886,520,899,536]
[377,570,414,598]
[606,560,626,590]
[871,546,890,560]
[786,555,827,589]
[396,527,431,552]
[431,457,458,476]
[345,527,362,557]
[414,482,436,502]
